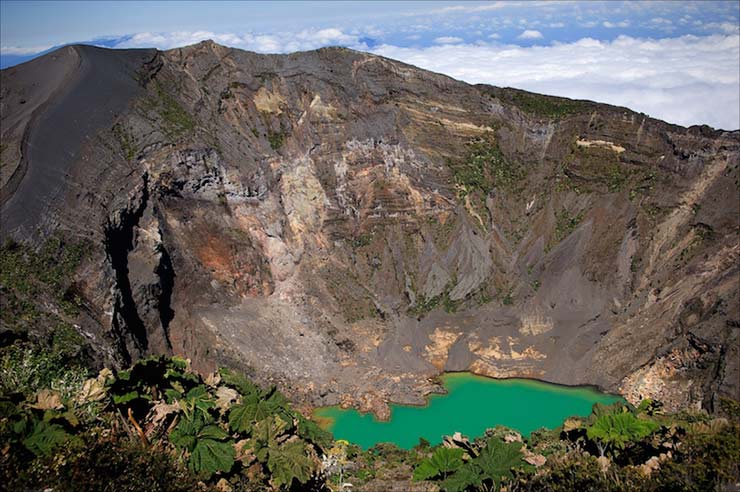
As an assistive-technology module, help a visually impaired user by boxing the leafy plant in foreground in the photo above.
[169,408,235,477]
[228,387,289,434]
[103,357,329,489]
[108,355,200,418]
[22,419,72,457]
[414,437,531,492]
[413,447,465,481]
[586,411,658,457]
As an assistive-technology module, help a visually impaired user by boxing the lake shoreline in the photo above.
[442,370,624,399]
[314,370,624,422]
[314,371,623,449]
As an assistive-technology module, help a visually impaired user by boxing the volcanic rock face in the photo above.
[1,41,738,415]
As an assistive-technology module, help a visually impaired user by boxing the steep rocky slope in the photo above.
[1,41,738,417]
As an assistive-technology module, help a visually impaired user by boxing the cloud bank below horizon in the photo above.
[373,33,740,131]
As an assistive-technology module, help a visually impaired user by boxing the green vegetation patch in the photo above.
[606,163,631,193]
[503,89,589,119]
[267,129,285,150]
[351,231,375,249]
[141,83,195,137]
[512,93,586,118]
[552,208,585,246]
[449,138,525,197]
[502,289,514,306]
[408,279,461,316]
[0,331,90,401]
[674,223,715,269]
[1,236,87,319]
[112,123,137,163]
[416,437,533,491]
[564,144,664,200]
[428,214,457,251]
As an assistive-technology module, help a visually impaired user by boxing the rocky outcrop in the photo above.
[1,41,738,415]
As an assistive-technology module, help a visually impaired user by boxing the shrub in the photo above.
[449,139,524,197]
[651,421,740,492]
[0,340,89,401]
[54,432,204,492]
[586,411,658,457]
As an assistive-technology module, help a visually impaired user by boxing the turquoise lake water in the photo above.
[314,372,621,449]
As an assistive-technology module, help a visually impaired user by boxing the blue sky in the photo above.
[2,1,739,129]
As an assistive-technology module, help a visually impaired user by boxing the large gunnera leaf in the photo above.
[475,438,530,491]
[229,394,278,433]
[439,463,482,492]
[190,437,235,477]
[587,412,658,450]
[296,414,333,450]
[169,410,235,477]
[267,440,315,489]
[413,447,465,480]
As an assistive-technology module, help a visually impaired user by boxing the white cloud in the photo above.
[517,30,543,40]
[120,31,245,50]
[421,0,567,15]
[424,2,510,15]
[603,20,630,28]
[704,22,740,34]
[1,44,53,55]
[434,36,464,44]
[488,33,501,39]
[114,28,366,53]
[371,34,740,129]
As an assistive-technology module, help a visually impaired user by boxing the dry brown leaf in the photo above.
[639,456,661,476]
[215,386,239,411]
[562,417,583,432]
[76,377,106,404]
[504,432,523,443]
[523,449,547,467]
[597,455,611,473]
[235,438,257,465]
[149,400,181,427]
[205,371,222,387]
[215,478,232,492]
[31,389,64,410]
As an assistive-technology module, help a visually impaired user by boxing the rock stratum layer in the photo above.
[1,42,738,417]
